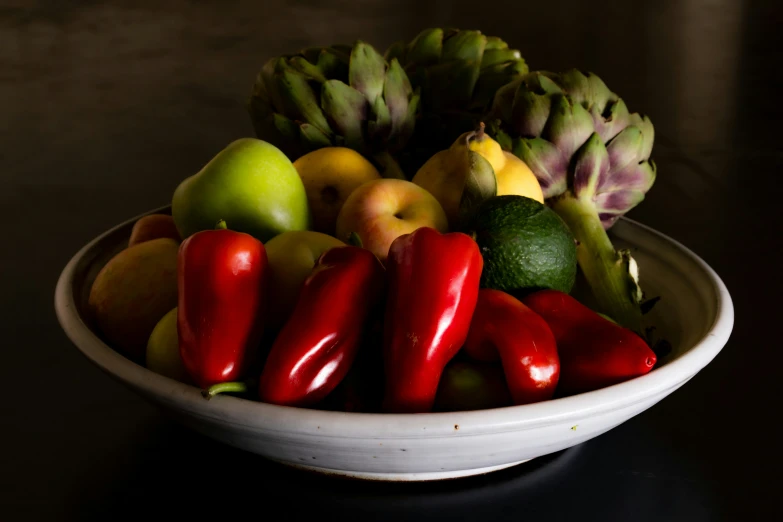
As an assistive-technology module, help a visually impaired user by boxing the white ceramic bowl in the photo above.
[55,206,734,481]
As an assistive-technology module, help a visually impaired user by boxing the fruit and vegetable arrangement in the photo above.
[87,27,668,414]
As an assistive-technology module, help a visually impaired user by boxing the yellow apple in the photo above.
[264,230,346,331]
[335,179,449,263]
[293,147,382,235]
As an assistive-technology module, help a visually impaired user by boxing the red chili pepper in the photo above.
[521,289,657,395]
[382,227,483,413]
[463,289,560,405]
[177,220,269,389]
[258,245,386,408]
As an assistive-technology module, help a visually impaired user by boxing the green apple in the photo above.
[172,138,310,242]
[264,230,345,331]
[146,307,192,384]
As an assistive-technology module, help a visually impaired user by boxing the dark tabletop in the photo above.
[2,1,781,520]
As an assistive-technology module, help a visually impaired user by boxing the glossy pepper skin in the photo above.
[382,226,483,413]
[521,289,657,396]
[464,289,560,405]
[177,224,269,389]
[258,246,386,408]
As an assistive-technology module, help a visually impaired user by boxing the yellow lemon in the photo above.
[468,133,544,203]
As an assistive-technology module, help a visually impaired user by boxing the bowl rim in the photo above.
[54,205,734,439]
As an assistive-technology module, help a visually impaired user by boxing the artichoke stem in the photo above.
[551,195,645,337]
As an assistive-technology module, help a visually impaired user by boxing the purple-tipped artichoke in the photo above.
[486,70,656,337]
[384,28,529,174]
[248,41,419,178]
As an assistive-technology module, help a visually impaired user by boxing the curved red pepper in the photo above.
[382,227,483,413]
[258,246,386,408]
[521,289,657,395]
[463,289,560,405]
[177,224,269,389]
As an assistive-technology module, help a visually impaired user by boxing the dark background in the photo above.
[2,0,781,520]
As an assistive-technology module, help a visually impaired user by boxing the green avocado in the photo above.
[465,195,577,296]
[172,138,310,242]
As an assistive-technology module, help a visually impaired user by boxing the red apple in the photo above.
[335,179,448,262]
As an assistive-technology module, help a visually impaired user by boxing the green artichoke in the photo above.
[385,28,529,174]
[486,69,656,338]
[248,41,419,179]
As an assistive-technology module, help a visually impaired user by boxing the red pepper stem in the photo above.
[215,219,228,230]
[201,381,248,400]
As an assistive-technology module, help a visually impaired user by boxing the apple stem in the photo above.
[348,232,364,248]
[201,381,248,400]
[215,219,228,230]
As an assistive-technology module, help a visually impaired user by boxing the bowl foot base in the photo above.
[275,458,534,482]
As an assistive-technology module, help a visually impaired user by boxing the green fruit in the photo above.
[434,361,512,412]
[146,307,192,384]
[263,230,345,331]
[172,138,311,242]
[466,195,577,295]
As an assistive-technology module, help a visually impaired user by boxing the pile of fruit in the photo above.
[87,27,665,413]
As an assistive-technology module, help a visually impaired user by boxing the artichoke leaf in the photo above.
[298,123,333,150]
[289,56,327,83]
[557,69,615,115]
[594,189,646,228]
[572,133,610,202]
[542,94,595,162]
[594,98,630,143]
[473,64,527,111]
[279,66,332,137]
[383,58,412,137]
[317,48,350,80]
[349,41,386,104]
[606,126,644,176]
[271,113,300,140]
[598,160,657,196]
[441,30,486,63]
[261,57,286,112]
[510,85,552,137]
[480,48,521,69]
[396,89,420,148]
[426,59,481,111]
[384,40,407,64]
[488,78,521,124]
[406,28,444,66]
[513,137,568,198]
[321,80,368,150]
[368,95,392,145]
[483,36,509,51]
